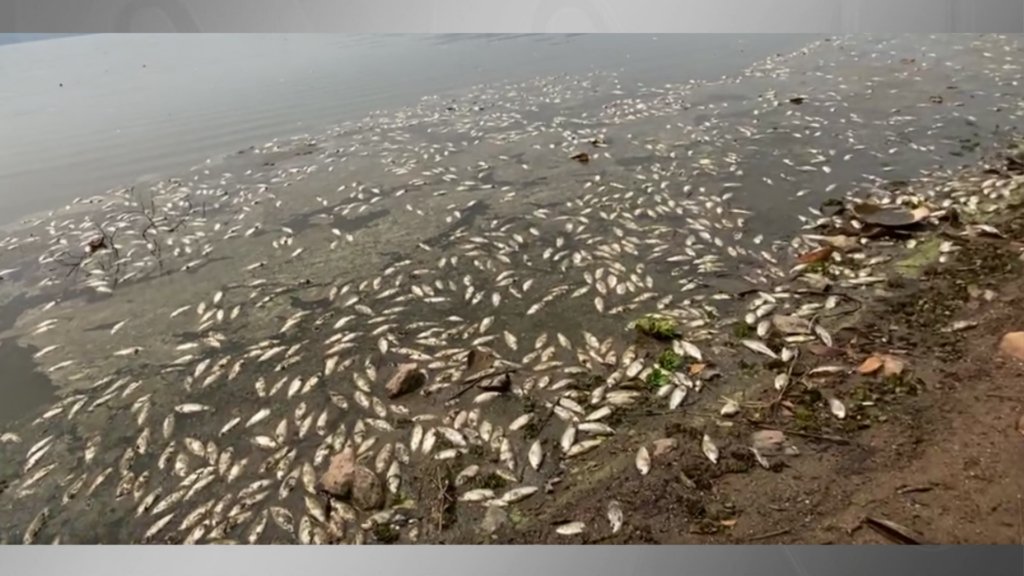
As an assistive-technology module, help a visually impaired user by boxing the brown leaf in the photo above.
[797,245,834,264]
[719,519,739,527]
[689,363,707,376]
[998,332,1024,361]
[857,355,884,375]
[570,152,590,164]
[880,354,905,377]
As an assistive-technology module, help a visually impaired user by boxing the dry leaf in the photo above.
[880,354,905,377]
[909,206,932,223]
[719,519,739,527]
[857,356,884,375]
[999,332,1024,361]
[798,245,834,264]
[689,363,707,375]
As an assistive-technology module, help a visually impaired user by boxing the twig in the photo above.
[755,424,850,445]
[445,367,518,403]
[746,527,792,542]
[986,392,1024,401]
[862,516,930,545]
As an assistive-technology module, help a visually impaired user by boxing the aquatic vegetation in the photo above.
[634,315,677,340]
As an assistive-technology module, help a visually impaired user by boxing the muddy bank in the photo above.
[472,149,1024,546]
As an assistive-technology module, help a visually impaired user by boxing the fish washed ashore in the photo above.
[0,34,1023,545]
[491,141,1024,545]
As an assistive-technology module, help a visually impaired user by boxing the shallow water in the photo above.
[0,33,819,225]
[0,34,1021,545]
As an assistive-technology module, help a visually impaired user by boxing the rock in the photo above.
[651,437,678,458]
[352,466,385,511]
[319,447,357,498]
[478,506,509,536]
[384,363,426,399]
[998,332,1024,361]
[466,348,495,373]
[772,314,812,335]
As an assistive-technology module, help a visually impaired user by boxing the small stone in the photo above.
[998,332,1024,361]
[352,466,385,511]
[772,314,812,335]
[479,506,509,536]
[651,437,678,458]
[319,447,357,498]
[384,363,426,399]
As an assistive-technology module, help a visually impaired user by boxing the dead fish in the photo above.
[828,397,847,420]
[635,446,651,475]
[555,521,585,536]
[606,501,624,534]
[701,434,719,464]
[740,339,777,359]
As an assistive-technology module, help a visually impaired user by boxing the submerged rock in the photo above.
[385,363,426,399]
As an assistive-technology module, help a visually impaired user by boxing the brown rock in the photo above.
[352,466,385,511]
[319,447,357,498]
[466,348,496,373]
[772,314,812,335]
[384,363,426,399]
[998,332,1024,361]
[651,437,678,458]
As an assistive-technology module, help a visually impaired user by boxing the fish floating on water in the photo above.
[0,33,1022,545]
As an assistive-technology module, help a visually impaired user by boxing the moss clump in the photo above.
[372,523,400,544]
[657,348,682,372]
[635,315,678,340]
[732,323,755,338]
[478,472,509,491]
[645,367,670,388]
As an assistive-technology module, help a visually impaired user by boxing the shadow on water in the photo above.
[0,292,60,427]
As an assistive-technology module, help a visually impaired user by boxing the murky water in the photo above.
[0,33,819,225]
[0,34,1021,545]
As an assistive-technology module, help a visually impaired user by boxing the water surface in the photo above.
[0,34,818,224]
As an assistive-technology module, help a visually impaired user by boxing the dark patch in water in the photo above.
[0,293,61,426]
[282,205,390,236]
[418,199,492,253]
